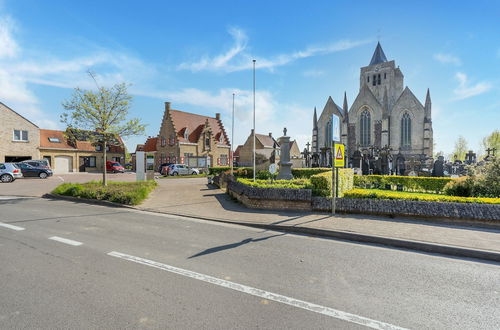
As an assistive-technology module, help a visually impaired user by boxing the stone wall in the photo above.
[219,175,500,222]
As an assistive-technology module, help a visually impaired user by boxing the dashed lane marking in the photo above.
[49,236,83,246]
[0,223,25,231]
[108,251,408,330]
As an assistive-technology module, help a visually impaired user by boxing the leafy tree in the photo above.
[481,130,500,159]
[61,82,145,185]
[451,136,468,161]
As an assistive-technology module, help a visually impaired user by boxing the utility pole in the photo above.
[231,93,235,176]
[253,59,256,182]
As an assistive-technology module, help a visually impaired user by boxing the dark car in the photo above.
[16,163,53,179]
[21,159,51,170]
[158,162,173,173]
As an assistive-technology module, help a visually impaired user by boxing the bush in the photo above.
[51,180,157,205]
[310,168,354,197]
[208,167,231,175]
[344,188,500,204]
[444,159,500,198]
[291,168,331,178]
[237,178,312,190]
[353,175,453,193]
[443,177,475,197]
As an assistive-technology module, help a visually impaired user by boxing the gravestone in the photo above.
[432,155,445,177]
[277,127,293,180]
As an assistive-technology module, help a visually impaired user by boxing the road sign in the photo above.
[334,144,345,167]
[268,163,277,174]
[331,114,340,142]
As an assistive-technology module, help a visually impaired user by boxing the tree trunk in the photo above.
[102,140,107,186]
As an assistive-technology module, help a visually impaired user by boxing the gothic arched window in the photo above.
[325,121,332,147]
[401,113,411,148]
[360,109,371,147]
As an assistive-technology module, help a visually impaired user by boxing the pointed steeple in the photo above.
[343,92,348,112]
[369,42,388,66]
[425,88,432,118]
[313,107,318,129]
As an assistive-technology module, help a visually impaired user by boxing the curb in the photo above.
[43,194,500,263]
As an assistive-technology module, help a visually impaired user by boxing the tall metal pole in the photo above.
[253,59,256,182]
[231,93,235,176]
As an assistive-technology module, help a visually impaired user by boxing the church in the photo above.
[312,42,433,174]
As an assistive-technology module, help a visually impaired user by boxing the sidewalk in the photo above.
[138,178,500,261]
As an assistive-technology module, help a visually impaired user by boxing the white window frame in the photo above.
[13,129,29,142]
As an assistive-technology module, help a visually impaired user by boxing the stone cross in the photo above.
[283,127,287,136]
[306,142,310,152]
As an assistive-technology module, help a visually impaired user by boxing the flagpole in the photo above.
[253,59,256,182]
[231,93,235,176]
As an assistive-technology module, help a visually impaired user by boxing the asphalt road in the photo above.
[0,197,499,329]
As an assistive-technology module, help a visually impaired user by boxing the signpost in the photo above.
[331,114,341,215]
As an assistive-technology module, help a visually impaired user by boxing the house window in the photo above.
[205,133,211,150]
[360,109,371,147]
[372,75,376,86]
[112,157,121,163]
[106,145,110,152]
[43,156,52,166]
[401,113,411,148]
[13,130,28,142]
[85,157,96,167]
[220,154,228,166]
[96,144,102,151]
[377,74,381,85]
[161,136,166,147]
[48,137,60,143]
[169,135,175,146]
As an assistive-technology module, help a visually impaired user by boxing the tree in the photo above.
[481,130,500,159]
[451,136,468,161]
[61,82,145,185]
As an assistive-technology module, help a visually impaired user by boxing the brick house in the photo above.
[0,102,40,162]
[39,129,126,173]
[238,130,280,170]
[152,102,231,169]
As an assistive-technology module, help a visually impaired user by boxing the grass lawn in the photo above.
[52,180,157,205]
[344,189,500,204]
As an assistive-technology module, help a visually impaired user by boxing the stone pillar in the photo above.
[277,131,293,180]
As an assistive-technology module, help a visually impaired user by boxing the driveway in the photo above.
[0,172,137,197]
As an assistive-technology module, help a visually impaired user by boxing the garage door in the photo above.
[54,156,73,174]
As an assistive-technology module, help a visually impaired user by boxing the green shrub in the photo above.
[310,168,354,197]
[291,168,331,178]
[237,178,312,190]
[353,175,453,193]
[208,167,231,175]
[256,170,272,180]
[51,180,158,205]
[443,177,475,197]
[344,188,500,204]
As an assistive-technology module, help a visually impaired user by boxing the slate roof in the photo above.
[169,110,229,145]
[369,42,388,66]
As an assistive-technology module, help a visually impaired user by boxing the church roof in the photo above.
[369,42,388,66]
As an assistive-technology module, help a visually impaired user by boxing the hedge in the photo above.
[51,180,158,205]
[344,189,500,204]
[291,168,331,178]
[353,175,454,193]
[310,168,354,197]
[237,178,312,189]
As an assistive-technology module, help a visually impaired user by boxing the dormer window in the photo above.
[219,134,224,143]
[96,145,102,151]
[48,137,60,143]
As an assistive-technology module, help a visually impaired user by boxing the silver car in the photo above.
[0,163,23,183]
[169,164,200,176]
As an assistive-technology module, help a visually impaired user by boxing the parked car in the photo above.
[158,162,173,173]
[16,162,53,179]
[169,164,199,176]
[106,161,125,173]
[0,163,23,183]
[21,159,51,170]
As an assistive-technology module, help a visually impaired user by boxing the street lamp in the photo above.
[231,93,235,176]
[253,59,256,182]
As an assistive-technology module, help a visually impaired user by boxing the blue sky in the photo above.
[0,0,498,156]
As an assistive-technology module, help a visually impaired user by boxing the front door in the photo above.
[79,157,86,172]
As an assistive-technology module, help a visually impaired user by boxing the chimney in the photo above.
[251,128,255,135]
[268,132,272,137]
[215,113,220,120]
[165,102,171,113]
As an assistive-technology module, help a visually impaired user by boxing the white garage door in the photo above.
[54,156,73,174]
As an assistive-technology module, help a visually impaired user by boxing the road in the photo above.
[0,197,499,329]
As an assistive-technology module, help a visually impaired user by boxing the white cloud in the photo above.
[453,72,492,100]
[303,69,325,77]
[433,53,462,66]
[178,27,370,72]
[0,16,18,59]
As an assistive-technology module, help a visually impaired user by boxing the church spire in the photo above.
[343,92,348,112]
[425,88,432,118]
[313,107,318,129]
[369,42,388,66]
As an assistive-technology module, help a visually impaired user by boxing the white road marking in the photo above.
[49,236,82,246]
[57,176,65,182]
[0,223,25,231]
[108,251,407,330]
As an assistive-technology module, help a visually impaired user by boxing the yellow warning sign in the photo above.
[334,144,345,167]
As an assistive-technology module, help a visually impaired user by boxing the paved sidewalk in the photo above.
[139,178,500,257]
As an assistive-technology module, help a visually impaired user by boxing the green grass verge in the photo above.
[51,180,158,205]
[343,189,500,204]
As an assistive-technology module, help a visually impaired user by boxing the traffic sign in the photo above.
[331,114,340,142]
[334,144,345,167]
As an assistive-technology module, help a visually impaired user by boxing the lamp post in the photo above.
[231,93,235,176]
[253,59,256,182]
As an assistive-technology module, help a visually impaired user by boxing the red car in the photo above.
[106,161,125,173]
